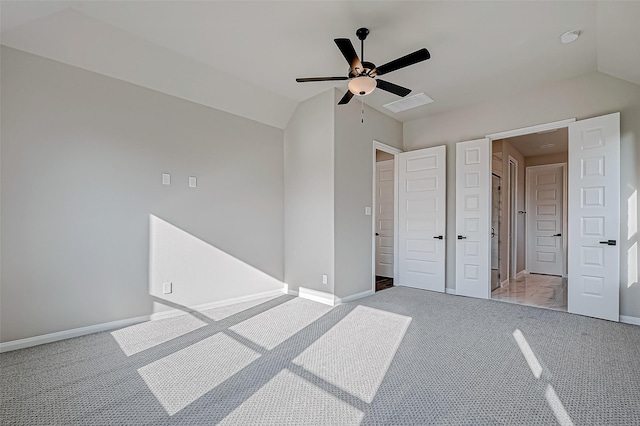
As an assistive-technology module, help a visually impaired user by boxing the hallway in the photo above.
[491,274,567,311]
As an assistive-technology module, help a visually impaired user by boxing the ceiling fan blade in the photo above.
[375,48,431,76]
[334,38,364,75]
[338,90,354,105]
[376,79,411,97]
[296,77,349,82]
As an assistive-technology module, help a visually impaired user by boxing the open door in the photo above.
[375,159,395,278]
[456,138,491,298]
[568,112,620,321]
[397,145,446,292]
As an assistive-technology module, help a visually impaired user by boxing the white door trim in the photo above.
[507,155,519,280]
[372,140,403,293]
[525,163,568,277]
[486,118,576,140]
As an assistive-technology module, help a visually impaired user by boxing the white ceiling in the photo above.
[1,1,639,129]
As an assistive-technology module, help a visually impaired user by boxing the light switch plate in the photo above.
[163,282,172,294]
[162,173,171,185]
[365,206,372,216]
[189,176,197,188]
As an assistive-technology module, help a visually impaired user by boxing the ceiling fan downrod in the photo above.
[356,27,369,68]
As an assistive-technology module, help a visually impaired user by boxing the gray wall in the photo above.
[284,90,335,295]
[333,89,403,299]
[1,47,285,342]
[404,71,640,318]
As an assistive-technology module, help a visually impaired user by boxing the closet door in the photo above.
[568,112,620,321]
[455,139,491,299]
[397,146,446,292]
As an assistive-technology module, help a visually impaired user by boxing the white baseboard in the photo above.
[297,287,335,306]
[500,278,509,288]
[150,288,286,321]
[0,315,150,353]
[516,270,527,279]
[0,287,287,353]
[620,315,640,326]
[445,288,456,295]
[335,289,374,304]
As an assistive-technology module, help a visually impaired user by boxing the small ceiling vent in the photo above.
[383,92,434,113]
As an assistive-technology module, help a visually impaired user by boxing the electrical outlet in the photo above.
[163,282,172,294]
[162,173,171,185]
[365,206,372,216]
[322,274,328,285]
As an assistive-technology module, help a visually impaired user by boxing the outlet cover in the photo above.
[365,206,372,216]
[163,282,172,294]
[189,176,197,188]
[322,274,328,285]
[162,173,171,185]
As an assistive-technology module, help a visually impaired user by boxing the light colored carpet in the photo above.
[1,287,639,425]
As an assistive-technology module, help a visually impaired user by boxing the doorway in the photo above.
[489,128,569,311]
[372,141,401,292]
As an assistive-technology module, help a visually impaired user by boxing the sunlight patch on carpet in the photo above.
[111,314,207,356]
[138,333,260,415]
[218,369,364,425]
[229,298,332,350]
[293,305,411,403]
[513,329,543,379]
[545,384,575,426]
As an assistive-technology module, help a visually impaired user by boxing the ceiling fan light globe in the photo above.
[348,76,376,97]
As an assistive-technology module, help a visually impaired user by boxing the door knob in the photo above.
[375,233,380,236]
[457,235,467,240]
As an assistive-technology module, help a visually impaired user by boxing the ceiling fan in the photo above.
[296,28,431,105]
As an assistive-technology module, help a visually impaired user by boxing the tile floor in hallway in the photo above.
[491,273,567,311]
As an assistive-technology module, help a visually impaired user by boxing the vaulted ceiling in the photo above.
[1,1,639,129]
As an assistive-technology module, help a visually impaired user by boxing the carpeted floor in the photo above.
[1,287,639,425]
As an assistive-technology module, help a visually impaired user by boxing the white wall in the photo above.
[404,72,640,317]
[1,47,285,342]
[333,89,403,299]
[284,90,335,295]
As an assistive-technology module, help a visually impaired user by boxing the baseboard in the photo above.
[620,315,640,326]
[0,315,150,353]
[335,289,374,304]
[0,287,288,353]
[500,278,509,288]
[516,270,527,279]
[150,288,286,321]
[445,288,456,295]
[297,287,335,306]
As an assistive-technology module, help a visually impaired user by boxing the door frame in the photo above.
[507,155,519,282]
[525,163,568,277]
[372,140,402,293]
[486,118,575,296]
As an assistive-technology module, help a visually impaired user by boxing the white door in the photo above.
[456,139,491,299]
[375,160,394,278]
[526,164,564,276]
[397,145,446,292]
[568,112,620,321]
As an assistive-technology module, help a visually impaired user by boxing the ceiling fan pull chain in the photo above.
[361,99,365,124]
